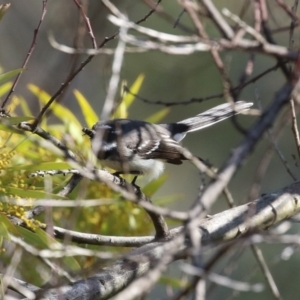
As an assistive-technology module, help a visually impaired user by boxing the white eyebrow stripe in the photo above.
[145,140,160,155]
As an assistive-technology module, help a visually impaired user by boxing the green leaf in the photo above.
[154,194,180,206]
[11,162,71,172]
[159,275,187,288]
[142,174,168,196]
[0,69,23,85]
[124,74,145,106]
[17,227,46,248]
[74,89,98,128]
[34,228,81,271]
[0,213,20,239]
[4,116,34,125]
[114,74,145,118]
[0,123,22,134]
[145,107,170,124]
[17,227,81,271]
[15,95,33,116]
[28,84,81,128]
[0,82,12,97]
[4,187,67,199]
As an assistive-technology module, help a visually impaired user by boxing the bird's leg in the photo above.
[131,175,138,186]
[129,171,142,188]
[112,171,141,188]
[112,171,126,186]
[197,156,213,168]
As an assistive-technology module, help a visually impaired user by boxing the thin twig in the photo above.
[73,0,97,49]
[251,245,282,300]
[190,83,292,220]
[124,62,281,107]
[31,0,160,129]
[183,0,235,106]
[1,0,48,109]
[100,25,127,121]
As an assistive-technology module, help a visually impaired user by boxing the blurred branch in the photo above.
[123,61,281,107]
[9,235,114,260]
[1,0,48,109]
[30,0,161,129]
[100,25,127,121]
[33,180,300,299]
[73,0,97,49]
[108,13,298,60]
[188,82,291,219]
[49,33,147,54]
[251,245,282,299]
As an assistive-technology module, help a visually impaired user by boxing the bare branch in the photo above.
[1,0,48,109]
[33,180,300,299]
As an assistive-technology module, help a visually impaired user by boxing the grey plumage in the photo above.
[85,101,253,180]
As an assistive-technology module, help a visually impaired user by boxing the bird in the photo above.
[83,101,253,183]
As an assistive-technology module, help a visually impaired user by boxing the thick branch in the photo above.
[32,180,300,300]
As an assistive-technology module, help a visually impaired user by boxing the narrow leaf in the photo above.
[0,68,23,85]
[18,227,80,271]
[16,95,33,116]
[142,174,168,196]
[0,123,22,134]
[34,228,81,271]
[5,187,66,199]
[114,74,145,118]
[4,116,34,125]
[14,162,71,172]
[73,89,98,127]
[0,212,20,239]
[28,84,81,128]
[0,82,12,97]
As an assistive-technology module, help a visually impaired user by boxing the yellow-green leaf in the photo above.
[4,116,34,125]
[17,226,47,248]
[5,187,67,200]
[0,82,12,97]
[73,89,98,127]
[142,174,168,196]
[28,84,81,128]
[17,227,81,271]
[0,69,23,85]
[34,228,81,271]
[0,123,22,134]
[114,74,145,118]
[0,212,20,239]
[15,95,33,116]
[145,107,170,124]
[159,275,187,288]
[11,162,71,172]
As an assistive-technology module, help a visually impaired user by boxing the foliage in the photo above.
[0,72,172,284]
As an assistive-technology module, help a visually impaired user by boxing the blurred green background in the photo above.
[1,0,300,299]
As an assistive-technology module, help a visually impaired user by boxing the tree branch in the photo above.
[31,180,300,300]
